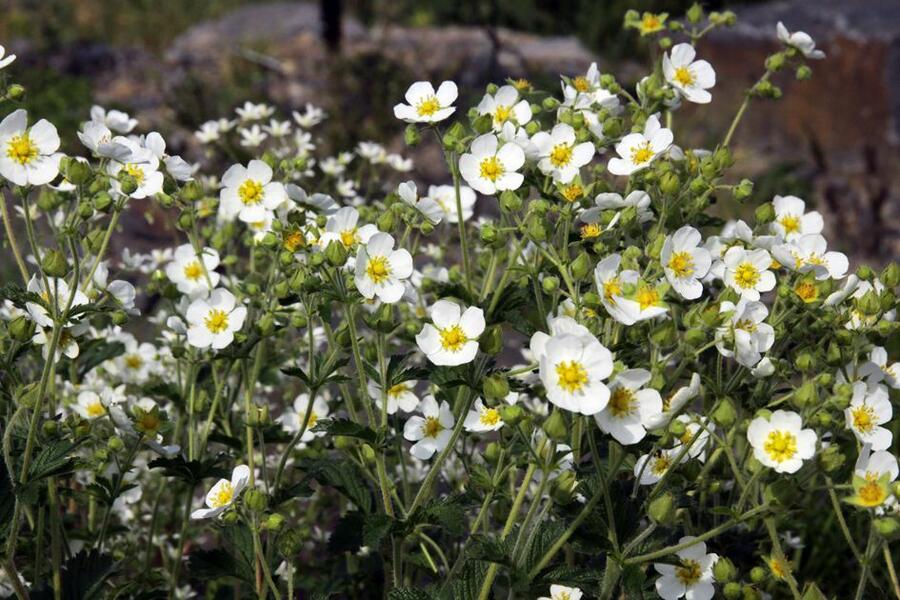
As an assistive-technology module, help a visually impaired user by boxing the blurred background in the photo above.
[1,0,897,269]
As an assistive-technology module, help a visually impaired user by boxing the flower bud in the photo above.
[765,53,786,71]
[266,513,286,531]
[650,320,677,347]
[8,316,35,342]
[856,290,880,316]
[794,352,814,372]
[795,66,812,81]
[479,325,503,355]
[483,441,502,464]
[542,411,568,443]
[686,2,703,23]
[712,397,737,428]
[278,527,305,557]
[483,374,509,400]
[648,492,676,525]
[714,557,737,582]
[525,216,547,242]
[325,240,348,266]
[243,488,267,512]
[257,313,276,336]
[550,470,577,504]
[659,171,680,196]
[499,404,524,426]
[570,252,592,280]
[542,276,559,293]
[792,379,817,408]
[749,566,767,584]
[733,179,754,202]
[754,202,775,224]
[881,263,900,288]
[874,517,900,540]
[473,114,493,134]
[818,444,845,472]
[723,582,742,600]
[667,419,686,437]
[541,97,561,111]
[360,444,377,466]
[6,84,24,99]
[65,159,92,185]
[41,249,69,278]
[499,190,522,213]
[107,436,124,452]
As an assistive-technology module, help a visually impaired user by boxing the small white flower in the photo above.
[777,22,825,59]
[673,414,713,462]
[191,465,251,519]
[722,247,776,301]
[415,300,485,366]
[459,134,525,195]
[393,81,458,123]
[645,373,701,430]
[321,206,378,250]
[855,443,899,483]
[607,115,672,176]
[238,125,268,147]
[715,299,775,368]
[747,410,817,473]
[263,118,292,137]
[593,254,667,325]
[424,184,477,223]
[292,103,326,128]
[663,43,716,104]
[634,447,683,485]
[0,109,63,187]
[751,357,776,378]
[356,141,386,163]
[195,121,221,144]
[281,394,330,443]
[186,289,247,350]
[75,391,107,420]
[858,346,900,389]
[403,396,455,460]
[590,190,654,223]
[464,398,504,433]
[771,195,823,240]
[476,85,532,131]
[111,339,158,384]
[25,276,89,329]
[772,234,848,280]
[845,382,892,451]
[531,123,595,183]
[538,584,583,600]
[594,368,662,444]
[538,331,613,415]
[107,137,164,199]
[0,45,17,70]
[654,537,718,600]
[368,381,419,415]
[77,121,130,160]
[661,226,712,300]
[165,244,220,299]
[219,159,287,223]
[235,101,274,121]
[398,181,444,224]
[354,233,413,304]
[386,153,413,172]
[90,105,137,133]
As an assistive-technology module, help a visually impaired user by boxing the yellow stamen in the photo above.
[6,134,38,165]
[763,430,797,463]
[555,360,588,393]
[204,309,229,334]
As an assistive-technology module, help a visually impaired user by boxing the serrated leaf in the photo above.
[148,454,228,485]
[389,589,436,600]
[311,418,378,444]
[363,512,394,549]
[29,550,119,600]
[299,457,373,513]
[328,511,365,554]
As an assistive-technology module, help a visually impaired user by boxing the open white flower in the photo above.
[673,415,713,462]
[776,22,825,59]
[0,45,17,70]
[25,276,89,329]
[191,465,251,519]
[235,101,274,121]
[75,391,107,420]
[593,254,667,325]
[591,190,653,222]
[186,289,247,350]
[459,133,525,195]
[476,85,532,131]
[531,123,595,183]
[747,410,817,473]
[354,233,413,304]
[106,136,164,199]
[654,537,718,600]
[661,226,712,300]
[77,121,130,161]
[321,206,378,250]
[165,244,220,299]
[663,43,716,104]
[0,109,63,186]
[368,381,419,415]
[424,184,477,223]
[858,346,900,389]
[634,447,683,485]
[772,234,848,280]
[715,299,774,367]
[855,443,899,483]
[403,396,454,460]
[90,105,137,133]
[845,382,892,451]
[281,393,330,443]
[393,81,457,123]
[646,373,701,430]
[538,584,583,600]
[111,338,158,384]
[464,398,504,433]
[539,332,613,415]
[398,181,444,224]
[594,368,662,444]
[722,247,776,301]
[415,300,485,366]
[607,115,672,176]
[770,195,823,240]
[219,159,287,223]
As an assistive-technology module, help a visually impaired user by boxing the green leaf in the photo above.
[363,512,395,549]
[71,339,125,379]
[312,418,378,445]
[328,511,365,554]
[438,559,488,600]
[299,457,373,513]
[30,550,119,600]
[28,440,77,482]
[148,454,229,485]
[388,589,436,600]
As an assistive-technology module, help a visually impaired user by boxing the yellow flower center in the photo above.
[675,558,702,586]
[512,79,531,91]
[668,251,695,278]
[562,183,583,202]
[339,228,358,248]
[779,214,800,234]
[603,277,622,302]
[479,156,504,182]
[581,223,602,239]
[549,143,574,168]
[734,262,761,289]
[555,360,588,393]
[416,95,441,117]
[209,482,234,508]
[769,557,789,579]
[608,386,636,418]
[857,479,887,507]
[735,318,757,333]
[238,179,264,205]
[423,415,444,438]
[573,76,590,92]
[183,261,204,281]
[630,141,654,165]
[123,163,145,185]
[493,105,512,124]
[673,66,694,87]
[305,411,318,429]
[387,383,409,397]
[439,325,468,352]
[636,285,659,311]
[283,230,305,252]
[86,401,106,418]
[125,354,143,370]
[640,14,663,34]
[650,452,671,475]
[763,430,797,463]
[365,255,391,284]
[851,405,876,434]
[204,309,230,334]
[479,407,501,426]
[6,134,38,165]
[794,281,818,302]
[136,412,161,433]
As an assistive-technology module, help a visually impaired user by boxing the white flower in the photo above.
[191,465,251,519]
[111,339,158,384]
[777,22,825,59]
[594,369,662,444]
[357,141,386,163]
[747,410,817,473]
[590,190,653,223]
[77,121,130,160]
[165,244,220,298]
[90,105,137,133]
[592,254,667,325]
[607,115,672,176]
[459,134,525,195]
[770,195,823,240]
[538,584,583,600]
[645,373,701,430]
[403,396,455,460]
[354,233,413,304]
[387,153,413,172]
[424,184,477,223]
[772,234,848,280]
[464,398,504,432]
[715,299,775,367]
[25,276,89,328]
[368,381,419,415]
[321,206,378,249]
[235,101,274,121]
[107,137,164,199]
[263,118,292,137]
[292,103,326,128]
[722,247,776,301]
[393,81,457,123]
[238,125,267,147]
[476,85,532,131]
[538,331,613,415]
[186,289,247,350]
[661,226,712,299]
[845,382,892,451]
[281,394,330,443]
[855,443,899,483]
[858,346,900,389]
[654,537,718,600]
[415,300,485,366]
[663,43,715,104]
[634,447,683,485]
[0,45,17,70]
[751,357,776,378]
[75,391,107,420]
[398,181,444,224]
[531,123,595,183]
[195,121,221,143]
[0,109,63,186]
[219,160,286,223]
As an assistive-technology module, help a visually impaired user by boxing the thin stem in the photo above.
[0,189,28,283]
[884,544,900,600]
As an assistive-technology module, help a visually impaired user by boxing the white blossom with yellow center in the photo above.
[537,584,584,600]
[532,123,595,183]
[0,109,63,187]
[191,465,251,519]
[723,246,776,301]
[281,393,331,444]
[748,410,816,473]
[464,398,504,433]
[416,300,485,366]
[75,391,107,420]
[654,536,719,600]
[321,206,378,251]
[844,382,893,450]
[663,43,716,104]
[186,289,247,350]
[165,243,221,299]
[537,329,613,416]
[354,232,413,304]
[219,159,286,223]
[476,85,532,131]
[393,80,458,123]
[715,299,774,368]
[403,396,455,460]
[459,133,525,196]
[594,368,662,444]
[661,226,712,300]
[772,234,848,281]
[770,195,823,241]
[608,114,672,176]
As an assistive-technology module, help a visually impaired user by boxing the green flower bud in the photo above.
[857,290,880,316]
[360,444,377,466]
[41,249,69,278]
[570,252,592,280]
[542,411,568,442]
[712,397,737,428]
[795,65,812,81]
[111,310,128,326]
[713,557,737,582]
[244,488,267,512]
[479,325,503,355]
[542,276,559,293]
[325,240,348,267]
[881,262,900,288]
[499,190,522,213]
[819,444,845,472]
[723,582,743,600]
[683,327,707,348]
[525,216,547,242]
[107,436,124,452]
[483,442,502,465]
[794,352,815,372]
[65,159,92,185]
[749,566,767,584]
[686,3,703,23]
[176,210,193,230]
[667,419,686,437]
[6,84,25,99]
[765,53,786,71]
[181,180,203,202]
[473,114,493,134]
[550,470,577,504]
[499,404,524,426]
[483,374,509,400]
[118,172,139,195]
[856,265,874,281]
[659,171,680,195]
[221,510,239,524]
[733,179,754,202]
[376,209,395,232]
[825,341,842,366]
[8,316,35,342]
[266,513,286,531]
[278,527,305,557]
[792,380,817,408]
[257,313,276,336]
[541,97,561,111]
[273,281,289,299]
[648,492,676,525]
[874,517,900,540]
[754,202,775,224]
